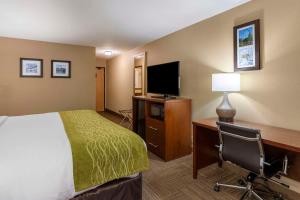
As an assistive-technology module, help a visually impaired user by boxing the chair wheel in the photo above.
[214,185,220,192]
[246,172,257,182]
[238,179,246,186]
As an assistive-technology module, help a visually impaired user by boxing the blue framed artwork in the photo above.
[20,58,43,78]
[51,60,71,78]
[234,20,260,71]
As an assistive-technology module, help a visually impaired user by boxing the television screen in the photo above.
[147,61,180,96]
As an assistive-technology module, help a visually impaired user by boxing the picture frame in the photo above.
[20,58,43,78]
[51,60,71,78]
[234,19,260,71]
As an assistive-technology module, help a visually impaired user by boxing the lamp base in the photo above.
[218,117,234,123]
[216,92,236,123]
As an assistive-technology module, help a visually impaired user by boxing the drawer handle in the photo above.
[148,142,159,148]
[148,126,158,132]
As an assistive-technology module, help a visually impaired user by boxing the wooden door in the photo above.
[96,68,105,111]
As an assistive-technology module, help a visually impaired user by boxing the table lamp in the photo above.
[212,73,240,122]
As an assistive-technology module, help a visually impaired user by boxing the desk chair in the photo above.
[214,121,285,200]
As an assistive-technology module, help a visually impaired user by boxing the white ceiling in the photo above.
[0,0,249,58]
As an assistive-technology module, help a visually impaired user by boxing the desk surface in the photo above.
[193,118,300,153]
[133,95,191,103]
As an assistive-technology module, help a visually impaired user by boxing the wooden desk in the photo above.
[193,118,300,181]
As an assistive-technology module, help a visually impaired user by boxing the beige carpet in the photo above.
[143,153,300,200]
[100,111,300,200]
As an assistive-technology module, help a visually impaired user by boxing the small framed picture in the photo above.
[20,58,43,78]
[234,20,260,71]
[51,60,71,78]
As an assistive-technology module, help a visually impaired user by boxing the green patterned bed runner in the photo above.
[59,110,149,191]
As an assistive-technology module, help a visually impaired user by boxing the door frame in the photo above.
[96,67,105,111]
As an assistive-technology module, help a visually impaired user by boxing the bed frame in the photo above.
[71,173,142,200]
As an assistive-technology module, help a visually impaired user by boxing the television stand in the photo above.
[151,94,176,99]
[132,96,192,161]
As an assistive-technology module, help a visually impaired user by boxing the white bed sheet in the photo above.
[0,116,8,126]
[0,112,141,200]
[0,112,75,200]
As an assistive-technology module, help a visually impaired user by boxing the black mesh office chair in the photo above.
[214,121,286,200]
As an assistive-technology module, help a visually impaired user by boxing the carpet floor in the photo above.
[143,153,300,200]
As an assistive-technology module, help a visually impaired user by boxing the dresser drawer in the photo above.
[145,118,165,157]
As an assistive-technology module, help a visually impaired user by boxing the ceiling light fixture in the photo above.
[104,50,112,56]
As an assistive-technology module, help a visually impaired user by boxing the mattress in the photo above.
[0,112,146,200]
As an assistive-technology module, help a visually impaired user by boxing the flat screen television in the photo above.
[147,61,180,97]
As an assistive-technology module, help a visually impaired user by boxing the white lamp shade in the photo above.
[212,73,240,92]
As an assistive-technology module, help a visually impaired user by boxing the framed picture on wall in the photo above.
[234,19,260,71]
[20,58,43,78]
[51,60,71,78]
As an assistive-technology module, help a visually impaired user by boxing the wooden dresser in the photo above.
[132,96,192,161]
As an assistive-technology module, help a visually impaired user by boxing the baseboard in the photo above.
[104,108,123,118]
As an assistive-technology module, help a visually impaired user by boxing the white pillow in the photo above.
[0,116,8,127]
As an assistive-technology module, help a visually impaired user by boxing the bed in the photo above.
[0,110,149,200]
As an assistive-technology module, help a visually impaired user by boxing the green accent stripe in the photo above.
[59,110,149,191]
